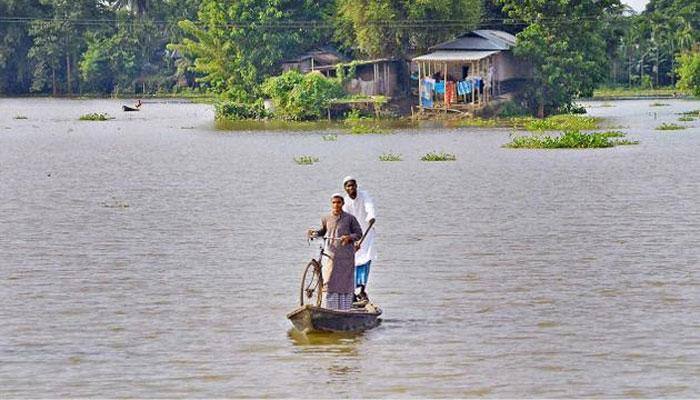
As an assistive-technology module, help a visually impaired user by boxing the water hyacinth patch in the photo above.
[379,152,402,161]
[79,113,114,121]
[504,130,638,149]
[421,151,456,161]
[524,115,600,131]
[322,134,338,141]
[294,155,319,165]
[678,116,695,122]
[655,123,686,131]
[349,124,387,134]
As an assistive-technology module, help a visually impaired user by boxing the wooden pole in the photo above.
[418,62,422,109]
[444,62,447,112]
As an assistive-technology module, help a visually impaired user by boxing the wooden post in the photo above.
[417,62,422,109]
[443,62,447,113]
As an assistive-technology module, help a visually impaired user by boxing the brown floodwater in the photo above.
[1,97,699,398]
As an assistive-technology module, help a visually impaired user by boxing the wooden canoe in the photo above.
[122,105,140,112]
[287,303,382,333]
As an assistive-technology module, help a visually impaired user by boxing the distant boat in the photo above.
[287,302,382,333]
[122,105,140,112]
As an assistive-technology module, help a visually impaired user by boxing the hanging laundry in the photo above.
[421,78,434,108]
[434,81,445,95]
[445,81,456,107]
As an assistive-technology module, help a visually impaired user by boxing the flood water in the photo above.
[1,98,699,398]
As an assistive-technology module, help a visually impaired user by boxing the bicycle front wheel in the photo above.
[300,260,323,307]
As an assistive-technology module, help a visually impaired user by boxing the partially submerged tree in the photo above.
[499,0,626,117]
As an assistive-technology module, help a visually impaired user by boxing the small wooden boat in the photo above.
[287,303,382,333]
[122,105,140,112]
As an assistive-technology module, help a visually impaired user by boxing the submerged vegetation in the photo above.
[379,152,402,161]
[421,151,456,161]
[656,123,686,130]
[505,130,638,149]
[79,113,113,121]
[294,156,319,165]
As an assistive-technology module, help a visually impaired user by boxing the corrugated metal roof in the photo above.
[412,50,499,62]
[430,30,516,51]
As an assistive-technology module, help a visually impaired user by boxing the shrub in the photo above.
[497,100,529,117]
[262,71,344,120]
[214,100,268,121]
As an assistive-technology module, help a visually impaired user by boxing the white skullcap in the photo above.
[342,176,356,185]
[331,192,344,200]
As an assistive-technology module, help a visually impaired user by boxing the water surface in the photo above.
[1,98,699,398]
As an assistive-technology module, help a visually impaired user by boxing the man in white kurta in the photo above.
[342,176,377,301]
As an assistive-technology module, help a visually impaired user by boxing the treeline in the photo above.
[0,0,698,110]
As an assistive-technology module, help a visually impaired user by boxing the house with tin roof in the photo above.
[413,30,529,110]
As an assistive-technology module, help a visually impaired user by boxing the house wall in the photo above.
[492,51,530,80]
[344,62,403,97]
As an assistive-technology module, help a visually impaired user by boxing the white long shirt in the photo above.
[343,190,377,265]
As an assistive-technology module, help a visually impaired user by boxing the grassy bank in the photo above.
[591,86,690,99]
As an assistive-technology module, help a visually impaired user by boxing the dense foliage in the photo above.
[334,0,482,58]
[498,0,627,116]
[610,0,699,88]
[676,51,700,96]
[261,70,344,120]
[0,0,201,95]
[0,0,697,113]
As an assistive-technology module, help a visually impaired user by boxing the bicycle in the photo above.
[299,236,341,307]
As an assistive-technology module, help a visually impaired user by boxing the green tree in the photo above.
[499,0,626,116]
[335,0,482,58]
[169,0,327,100]
[0,0,48,94]
[28,0,108,95]
[676,50,700,96]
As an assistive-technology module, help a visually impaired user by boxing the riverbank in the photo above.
[589,86,692,100]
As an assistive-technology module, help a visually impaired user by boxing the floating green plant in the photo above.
[14,114,28,120]
[524,115,600,131]
[349,124,387,134]
[379,152,402,161]
[650,102,670,107]
[678,116,695,122]
[504,130,638,149]
[421,151,456,161]
[79,112,114,121]
[678,109,700,117]
[655,123,686,131]
[321,134,338,141]
[294,155,319,165]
